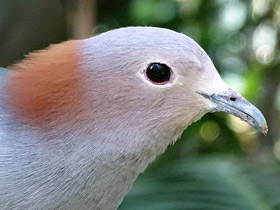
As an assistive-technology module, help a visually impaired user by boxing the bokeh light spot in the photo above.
[252,0,270,18]
[226,32,246,53]
[227,115,254,134]
[222,72,246,94]
[219,0,247,32]
[200,121,220,142]
[253,22,277,64]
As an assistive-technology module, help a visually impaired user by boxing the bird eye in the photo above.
[145,63,172,84]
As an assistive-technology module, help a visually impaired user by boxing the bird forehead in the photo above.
[128,28,202,56]
[87,27,205,62]
[82,27,208,82]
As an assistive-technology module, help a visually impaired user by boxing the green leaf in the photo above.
[119,157,278,210]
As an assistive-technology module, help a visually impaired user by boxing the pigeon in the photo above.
[0,27,267,210]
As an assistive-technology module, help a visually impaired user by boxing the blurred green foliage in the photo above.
[120,157,280,210]
[0,0,279,209]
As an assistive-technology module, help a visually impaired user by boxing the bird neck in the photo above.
[3,40,88,129]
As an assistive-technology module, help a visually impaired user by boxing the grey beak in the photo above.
[200,89,268,135]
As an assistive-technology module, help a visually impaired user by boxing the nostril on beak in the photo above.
[230,97,236,102]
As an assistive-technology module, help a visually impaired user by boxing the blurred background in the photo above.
[0,0,279,209]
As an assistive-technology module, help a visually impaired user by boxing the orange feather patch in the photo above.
[5,40,86,126]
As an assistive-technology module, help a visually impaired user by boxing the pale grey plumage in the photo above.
[0,27,267,210]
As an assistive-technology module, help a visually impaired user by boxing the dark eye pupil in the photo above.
[146,63,171,83]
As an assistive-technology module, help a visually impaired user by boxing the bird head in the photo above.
[2,27,268,210]
[80,27,267,148]
[5,27,267,153]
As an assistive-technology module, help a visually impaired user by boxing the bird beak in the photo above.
[199,88,268,135]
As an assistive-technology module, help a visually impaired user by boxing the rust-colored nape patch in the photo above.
[5,40,85,126]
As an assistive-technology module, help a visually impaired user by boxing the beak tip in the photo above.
[254,112,268,136]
